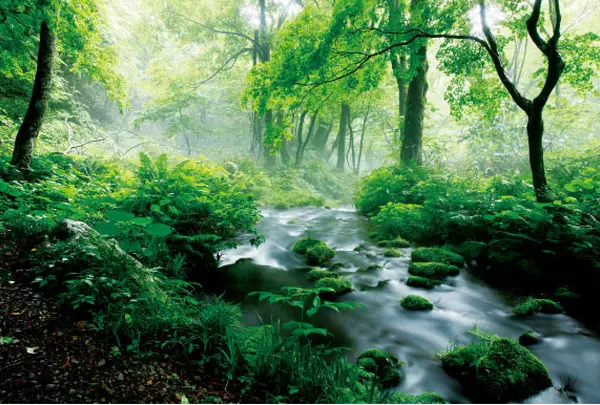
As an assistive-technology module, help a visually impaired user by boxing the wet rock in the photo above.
[519,330,543,346]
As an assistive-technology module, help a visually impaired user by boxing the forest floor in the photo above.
[0,250,259,404]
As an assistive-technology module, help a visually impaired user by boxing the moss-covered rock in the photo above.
[357,348,403,388]
[387,392,447,404]
[306,269,343,282]
[315,277,352,296]
[378,237,411,248]
[329,262,347,271]
[406,276,441,290]
[519,330,543,346]
[292,237,326,255]
[440,338,552,402]
[513,297,564,317]
[411,248,465,267]
[306,244,336,265]
[358,264,382,273]
[354,242,369,252]
[400,295,434,311]
[383,248,404,258]
[408,262,460,279]
[554,287,581,300]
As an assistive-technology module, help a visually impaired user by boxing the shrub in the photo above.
[411,248,465,267]
[306,245,336,265]
[377,237,410,248]
[406,276,441,290]
[306,269,343,282]
[513,298,564,317]
[408,262,460,279]
[373,203,428,242]
[292,237,326,255]
[400,295,434,311]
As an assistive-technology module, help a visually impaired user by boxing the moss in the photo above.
[329,262,347,271]
[411,247,465,267]
[306,244,336,265]
[354,242,369,252]
[292,237,326,255]
[357,264,382,273]
[554,287,581,300]
[315,277,352,295]
[406,276,441,290]
[306,269,343,282]
[400,295,434,311]
[378,237,410,248]
[383,248,404,258]
[513,297,564,317]
[357,348,403,388]
[439,338,552,402]
[519,330,542,346]
[408,262,460,279]
[387,392,447,404]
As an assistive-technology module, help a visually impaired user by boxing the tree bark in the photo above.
[387,0,407,140]
[401,31,428,165]
[336,104,350,171]
[11,21,56,169]
[526,106,551,201]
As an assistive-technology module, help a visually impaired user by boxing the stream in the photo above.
[215,206,600,404]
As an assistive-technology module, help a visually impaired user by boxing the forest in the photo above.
[0,0,599,403]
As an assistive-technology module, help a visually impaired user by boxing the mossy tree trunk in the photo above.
[336,103,350,172]
[11,21,56,170]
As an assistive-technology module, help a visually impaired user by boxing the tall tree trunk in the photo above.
[258,0,275,166]
[11,21,56,169]
[526,106,550,201]
[356,105,370,174]
[400,33,428,165]
[294,110,308,167]
[249,29,261,158]
[387,0,407,141]
[278,111,291,166]
[336,104,350,171]
[312,119,333,155]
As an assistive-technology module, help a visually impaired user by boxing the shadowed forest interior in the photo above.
[1,0,599,403]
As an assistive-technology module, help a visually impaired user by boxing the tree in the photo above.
[1,0,125,169]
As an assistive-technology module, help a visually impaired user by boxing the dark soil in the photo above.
[0,249,261,404]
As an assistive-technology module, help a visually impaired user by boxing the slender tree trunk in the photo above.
[295,110,308,167]
[401,35,428,165]
[11,21,56,169]
[258,0,275,167]
[356,105,370,174]
[336,104,350,171]
[526,106,551,201]
[297,112,318,167]
[278,111,291,166]
[387,0,407,144]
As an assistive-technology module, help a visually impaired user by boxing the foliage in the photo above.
[411,248,465,267]
[512,298,564,317]
[383,248,404,258]
[408,262,460,280]
[307,245,336,265]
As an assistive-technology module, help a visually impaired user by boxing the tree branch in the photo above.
[189,48,253,91]
[173,12,257,45]
[527,0,551,55]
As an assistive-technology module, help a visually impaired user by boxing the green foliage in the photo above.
[439,332,552,402]
[293,237,327,255]
[306,245,336,265]
[399,295,434,311]
[357,348,403,389]
[377,237,411,248]
[411,248,465,267]
[383,248,404,258]
[306,269,343,282]
[408,262,460,279]
[513,298,564,317]
[315,277,353,296]
[406,276,441,290]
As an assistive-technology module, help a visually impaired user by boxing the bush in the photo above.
[357,348,403,388]
[315,277,352,296]
[292,237,327,255]
[408,262,460,279]
[383,248,404,258]
[377,237,410,248]
[513,298,564,317]
[400,295,434,311]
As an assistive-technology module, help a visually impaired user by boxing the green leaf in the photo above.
[145,223,174,237]
[306,307,319,318]
[94,222,121,236]
[105,210,135,222]
[131,217,154,226]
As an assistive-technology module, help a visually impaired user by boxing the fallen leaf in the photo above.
[146,379,153,385]
[97,359,106,367]
[26,346,39,354]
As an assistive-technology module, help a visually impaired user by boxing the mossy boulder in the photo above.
[315,277,352,296]
[387,392,447,404]
[358,264,382,273]
[378,237,410,248]
[440,338,552,402]
[329,262,347,271]
[412,248,465,267]
[400,295,433,311]
[406,276,441,290]
[513,298,564,317]
[354,242,369,252]
[519,330,543,346]
[383,248,404,258]
[306,269,343,282]
[292,237,326,254]
[306,244,336,265]
[408,262,460,279]
[554,287,581,300]
[357,348,403,388]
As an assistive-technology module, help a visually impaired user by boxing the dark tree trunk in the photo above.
[296,112,318,167]
[312,119,333,155]
[263,110,276,167]
[294,110,308,167]
[11,21,56,169]
[258,0,275,166]
[356,105,370,174]
[278,111,291,166]
[526,105,551,201]
[336,104,350,171]
[401,36,428,165]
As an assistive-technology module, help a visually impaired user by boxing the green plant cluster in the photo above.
[512,298,564,317]
[356,150,600,317]
[292,237,336,265]
[399,295,434,311]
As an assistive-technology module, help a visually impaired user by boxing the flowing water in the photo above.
[216,206,600,404]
